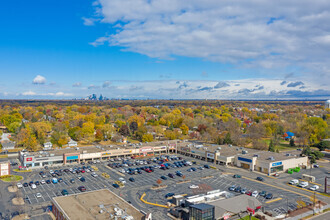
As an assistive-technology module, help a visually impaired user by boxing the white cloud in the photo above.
[89,0,330,84]
[21,91,72,97]
[22,91,37,96]
[82,17,99,26]
[32,75,46,84]
[102,80,111,88]
[72,82,82,87]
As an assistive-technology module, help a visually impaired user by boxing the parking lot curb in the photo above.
[176,180,191,184]
[201,175,214,179]
[286,184,325,198]
[140,192,169,208]
[265,197,282,204]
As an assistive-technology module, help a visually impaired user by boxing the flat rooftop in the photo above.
[241,150,301,162]
[52,189,145,220]
[24,140,175,156]
[181,143,260,158]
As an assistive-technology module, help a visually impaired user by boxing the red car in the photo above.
[81,170,85,173]
[246,191,252,196]
[78,186,86,192]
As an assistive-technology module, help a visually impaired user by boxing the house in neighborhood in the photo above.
[284,131,295,140]
[43,142,53,150]
[1,140,15,150]
[67,139,78,147]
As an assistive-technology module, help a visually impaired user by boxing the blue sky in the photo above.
[0,0,329,99]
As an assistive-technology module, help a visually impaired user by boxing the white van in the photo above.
[289,179,299,185]
[298,181,308,188]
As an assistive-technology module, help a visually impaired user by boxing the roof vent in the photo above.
[286,153,291,156]
[253,154,259,157]
[242,150,248,154]
[268,156,275,161]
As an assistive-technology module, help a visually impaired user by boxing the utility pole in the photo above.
[313,191,316,215]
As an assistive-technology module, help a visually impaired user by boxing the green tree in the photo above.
[142,133,153,143]
[268,139,275,152]
[289,138,295,147]
[224,133,232,144]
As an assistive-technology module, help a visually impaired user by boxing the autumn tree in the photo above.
[142,133,153,143]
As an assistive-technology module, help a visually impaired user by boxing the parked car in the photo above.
[79,177,86,182]
[252,191,258,197]
[23,182,28,187]
[16,183,23,188]
[240,188,247,194]
[168,173,175,179]
[289,179,299,185]
[161,176,167,180]
[129,177,135,182]
[41,180,46,184]
[112,184,120,188]
[61,189,69,196]
[298,182,309,188]
[229,185,236,191]
[118,178,126,184]
[165,193,175,198]
[189,185,199,189]
[259,191,267,197]
[78,186,86,192]
[256,177,264,182]
[233,174,241,178]
[309,185,319,191]
[31,184,36,189]
[313,164,319,168]
[235,186,241,192]
[246,191,252,196]
[265,193,273,199]
[70,179,75,183]
[46,180,51,184]
[36,193,42,198]
[204,165,210,169]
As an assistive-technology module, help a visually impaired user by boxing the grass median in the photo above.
[0,175,23,182]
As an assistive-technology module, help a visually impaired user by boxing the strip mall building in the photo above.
[176,143,308,175]
[18,141,308,175]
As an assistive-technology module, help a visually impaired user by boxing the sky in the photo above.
[0,0,329,100]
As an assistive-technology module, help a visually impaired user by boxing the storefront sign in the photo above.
[66,155,78,160]
[140,148,152,152]
[272,161,282,167]
[207,153,215,159]
[180,147,190,152]
[102,152,111,156]
[238,157,252,163]
[123,150,132,153]
[26,157,33,161]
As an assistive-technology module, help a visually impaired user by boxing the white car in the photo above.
[36,193,42,198]
[31,184,37,189]
[91,172,98,177]
[298,182,309,188]
[16,183,23,188]
[41,180,46,184]
[189,185,199,189]
[120,169,126,173]
[85,169,90,172]
[309,185,319,191]
[49,170,54,174]
[252,191,258,197]
[119,178,126,184]
[289,179,299,185]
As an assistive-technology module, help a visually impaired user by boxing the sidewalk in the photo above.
[287,204,330,220]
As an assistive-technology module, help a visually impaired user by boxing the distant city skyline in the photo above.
[0,0,329,100]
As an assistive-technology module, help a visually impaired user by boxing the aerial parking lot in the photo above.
[10,154,329,219]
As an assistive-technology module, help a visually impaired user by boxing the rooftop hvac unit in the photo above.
[268,156,275,161]
[253,154,259,157]
[242,150,248,154]
[228,144,232,147]
[240,147,243,149]
[236,148,239,151]
[286,153,291,156]
[217,147,221,150]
